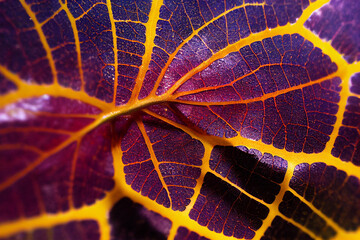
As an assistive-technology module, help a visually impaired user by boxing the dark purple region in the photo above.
[0,122,114,223]
[71,123,115,208]
[261,216,314,240]
[332,96,360,165]
[350,72,360,94]
[0,0,52,85]
[140,0,311,98]
[1,0,147,102]
[120,116,203,211]
[175,76,341,154]
[0,220,100,240]
[41,8,74,49]
[27,0,61,23]
[177,33,337,99]
[109,197,172,240]
[156,25,323,97]
[279,191,336,239]
[76,3,116,103]
[111,0,151,23]
[0,73,17,95]
[189,173,269,239]
[154,0,308,55]
[175,227,210,240]
[305,0,360,63]
[67,0,106,19]
[115,20,146,105]
[42,10,81,90]
[120,119,171,209]
[144,115,203,211]
[289,162,360,231]
[210,145,287,204]
[143,115,204,166]
[0,96,101,187]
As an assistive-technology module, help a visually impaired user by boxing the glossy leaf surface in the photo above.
[0,0,360,239]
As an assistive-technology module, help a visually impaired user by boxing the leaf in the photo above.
[0,0,360,240]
